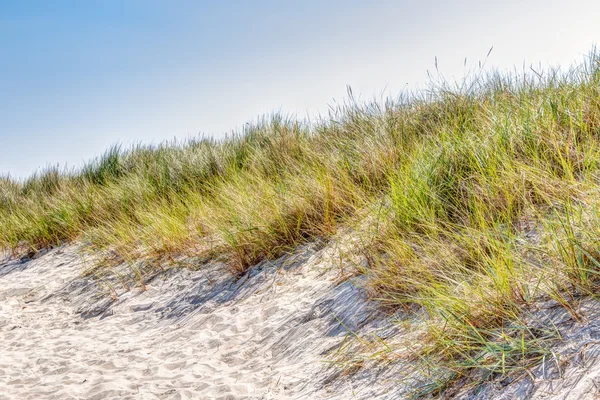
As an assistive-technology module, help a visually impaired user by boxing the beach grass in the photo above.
[3,49,600,394]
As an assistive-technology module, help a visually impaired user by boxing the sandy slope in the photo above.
[0,242,408,400]
[4,241,600,399]
[452,298,600,400]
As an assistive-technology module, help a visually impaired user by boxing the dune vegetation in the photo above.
[3,51,600,394]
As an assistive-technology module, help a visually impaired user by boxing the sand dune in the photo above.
[0,242,407,399]
[4,241,600,399]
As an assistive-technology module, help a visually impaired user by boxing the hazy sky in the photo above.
[1,0,599,179]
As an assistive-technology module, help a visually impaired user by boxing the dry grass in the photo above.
[4,50,600,395]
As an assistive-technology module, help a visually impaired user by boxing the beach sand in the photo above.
[0,242,406,399]
[4,241,600,399]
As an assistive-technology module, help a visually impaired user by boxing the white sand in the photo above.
[0,242,407,400]
[453,298,600,400]
[4,241,600,399]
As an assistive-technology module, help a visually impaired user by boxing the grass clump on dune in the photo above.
[3,50,600,394]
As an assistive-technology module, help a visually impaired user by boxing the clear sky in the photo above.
[1,0,599,179]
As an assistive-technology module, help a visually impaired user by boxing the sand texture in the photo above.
[0,242,409,400]
[3,241,600,399]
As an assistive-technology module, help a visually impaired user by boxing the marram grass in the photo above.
[3,50,600,395]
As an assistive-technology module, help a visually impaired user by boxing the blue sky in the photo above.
[1,0,599,179]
